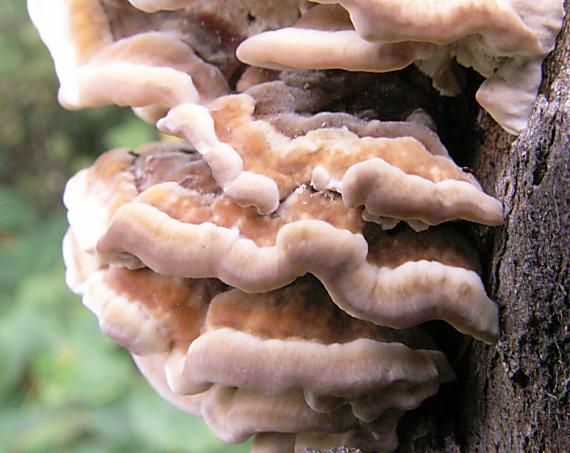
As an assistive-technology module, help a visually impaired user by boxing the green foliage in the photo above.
[0,1,250,451]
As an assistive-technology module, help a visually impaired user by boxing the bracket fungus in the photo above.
[157,93,504,223]
[237,1,565,134]
[59,139,492,451]
[27,0,564,450]
[63,197,454,451]
[63,143,499,342]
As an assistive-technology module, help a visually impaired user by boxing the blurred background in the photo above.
[0,1,248,451]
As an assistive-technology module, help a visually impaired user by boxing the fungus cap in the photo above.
[26,2,523,450]
[27,0,229,117]
[61,141,499,342]
[159,93,503,225]
[96,179,499,342]
[237,0,565,134]
[65,227,454,450]
[134,354,411,451]
[236,5,436,73]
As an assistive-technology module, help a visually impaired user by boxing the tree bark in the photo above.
[394,5,570,453]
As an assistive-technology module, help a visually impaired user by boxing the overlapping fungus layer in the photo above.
[63,140,494,451]
[23,0,547,451]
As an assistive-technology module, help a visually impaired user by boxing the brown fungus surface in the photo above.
[63,141,217,252]
[28,0,311,121]
[63,228,224,355]
[23,0,546,450]
[159,93,503,225]
[83,159,496,342]
[237,0,565,134]
[28,0,563,134]
[62,143,498,341]
[64,224,452,450]
[27,1,223,119]
[56,119,500,453]
[164,278,454,397]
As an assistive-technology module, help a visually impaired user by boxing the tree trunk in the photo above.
[394,5,569,453]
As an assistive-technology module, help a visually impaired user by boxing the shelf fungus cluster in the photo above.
[28,0,564,135]
[237,0,565,135]
[27,0,563,451]
[62,141,495,452]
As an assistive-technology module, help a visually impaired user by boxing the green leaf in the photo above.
[0,213,67,296]
[0,407,90,452]
[0,186,35,231]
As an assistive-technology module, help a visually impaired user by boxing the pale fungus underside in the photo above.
[28,0,564,451]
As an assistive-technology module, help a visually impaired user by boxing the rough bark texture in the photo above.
[393,6,570,453]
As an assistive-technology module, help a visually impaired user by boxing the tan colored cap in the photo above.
[160,93,503,225]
